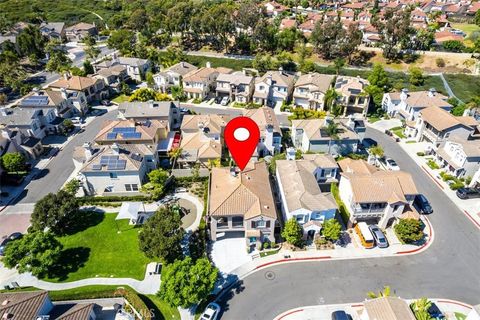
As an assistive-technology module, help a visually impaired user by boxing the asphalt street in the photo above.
[13,109,118,204]
[218,127,480,320]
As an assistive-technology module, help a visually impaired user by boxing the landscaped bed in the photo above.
[45,212,153,282]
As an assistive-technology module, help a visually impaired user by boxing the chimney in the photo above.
[206,61,211,68]
[428,88,436,97]
[346,115,355,131]
[265,124,274,154]
[266,73,273,86]
[32,87,39,94]
[63,72,71,80]
[286,147,296,160]
[83,142,93,160]
[111,143,120,155]
[400,88,408,101]
[2,300,9,306]
[60,87,68,99]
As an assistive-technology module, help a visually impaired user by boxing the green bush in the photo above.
[426,159,439,170]
[262,241,270,250]
[436,58,445,68]
[78,195,153,205]
[331,183,350,225]
[439,171,455,181]
[416,152,425,156]
[394,218,423,244]
[192,98,202,104]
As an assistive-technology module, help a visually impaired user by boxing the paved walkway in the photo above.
[0,262,160,294]
[274,298,474,320]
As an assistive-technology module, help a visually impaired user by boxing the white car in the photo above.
[220,96,229,106]
[175,187,187,193]
[385,158,400,171]
[200,303,220,320]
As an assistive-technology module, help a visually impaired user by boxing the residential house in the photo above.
[414,106,476,147]
[279,18,297,30]
[0,125,44,160]
[18,88,75,118]
[434,29,464,45]
[291,117,366,156]
[208,161,277,250]
[252,70,295,107]
[338,158,419,228]
[361,297,416,320]
[293,73,334,110]
[0,290,99,320]
[361,24,381,45]
[94,119,169,167]
[74,142,153,196]
[117,57,151,82]
[0,107,61,139]
[382,88,452,121]
[244,107,282,157]
[178,114,229,167]
[276,159,338,239]
[49,75,108,110]
[302,153,339,189]
[264,1,289,16]
[435,137,480,178]
[93,64,129,93]
[118,100,181,130]
[334,76,370,116]
[470,166,480,188]
[65,22,97,41]
[154,61,198,92]
[39,22,66,40]
[182,64,225,100]
[215,71,254,104]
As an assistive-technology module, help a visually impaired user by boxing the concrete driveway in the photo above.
[211,235,252,274]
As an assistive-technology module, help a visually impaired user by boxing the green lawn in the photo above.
[391,126,406,139]
[451,23,480,38]
[145,294,181,320]
[112,94,130,104]
[443,74,480,102]
[46,213,153,282]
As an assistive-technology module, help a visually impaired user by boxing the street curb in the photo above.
[421,166,444,190]
[275,308,304,320]
[255,256,332,270]
[462,210,480,229]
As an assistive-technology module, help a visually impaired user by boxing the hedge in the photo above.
[78,195,153,205]
[331,183,350,226]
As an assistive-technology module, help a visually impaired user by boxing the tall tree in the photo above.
[252,19,277,53]
[138,206,185,263]
[372,8,415,60]
[107,29,136,56]
[2,231,63,278]
[322,219,342,241]
[17,25,46,59]
[30,190,80,234]
[202,3,236,52]
[281,218,304,247]
[45,40,72,73]
[159,257,218,307]
[141,168,170,199]
[409,66,424,86]
[1,152,26,173]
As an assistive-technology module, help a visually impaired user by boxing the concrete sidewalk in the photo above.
[273,298,474,320]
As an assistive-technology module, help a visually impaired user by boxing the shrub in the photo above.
[426,159,439,170]
[192,98,202,104]
[281,218,304,248]
[78,195,152,205]
[394,218,423,244]
[435,58,445,68]
[322,219,342,241]
[416,152,425,156]
[262,241,270,250]
[449,180,464,190]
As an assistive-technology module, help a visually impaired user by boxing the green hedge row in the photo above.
[78,195,153,205]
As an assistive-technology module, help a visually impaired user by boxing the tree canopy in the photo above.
[282,218,304,247]
[141,168,170,199]
[138,206,185,264]
[394,218,424,243]
[1,152,26,173]
[322,219,342,241]
[159,257,218,308]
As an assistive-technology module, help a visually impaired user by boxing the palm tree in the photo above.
[168,147,183,169]
[325,121,339,154]
[411,298,433,320]
[333,57,346,75]
[367,286,391,299]
[324,88,340,113]
[368,145,384,166]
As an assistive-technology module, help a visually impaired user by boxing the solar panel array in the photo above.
[107,160,127,170]
[106,132,117,139]
[93,155,127,171]
[122,132,142,139]
[92,164,102,170]
[112,127,136,133]
[21,96,49,106]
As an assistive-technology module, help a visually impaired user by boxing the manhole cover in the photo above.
[265,271,276,280]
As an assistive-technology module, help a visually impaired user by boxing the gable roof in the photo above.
[243,107,282,138]
[181,114,231,134]
[387,90,451,109]
[295,73,334,94]
[55,303,95,320]
[276,160,338,212]
[49,76,100,91]
[334,76,369,95]
[292,119,358,141]
[179,131,222,162]
[0,290,50,319]
[209,162,276,220]
[167,61,198,76]
[119,101,178,119]
[94,119,167,143]
[420,106,474,132]
[256,70,295,87]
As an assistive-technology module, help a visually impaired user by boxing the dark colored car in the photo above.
[456,187,480,200]
[428,303,445,319]
[331,310,352,320]
[413,194,433,214]
[0,232,23,256]
[214,96,223,104]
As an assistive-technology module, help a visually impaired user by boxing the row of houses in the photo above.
[154,61,370,114]
[382,88,480,181]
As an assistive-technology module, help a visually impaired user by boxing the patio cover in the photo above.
[116,202,142,221]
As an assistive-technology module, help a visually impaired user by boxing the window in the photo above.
[125,184,139,191]
[256,220,266,228]
[109,172,118,179]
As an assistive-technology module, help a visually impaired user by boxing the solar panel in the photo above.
[122,132,142,139]
[112,127,136,133]
[106,132,117,139]
[21,96,49,106]
[107,160,126,170]
[92,164,102,170]
[100,155,119,165]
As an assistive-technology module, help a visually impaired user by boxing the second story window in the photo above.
[109,172,118,179]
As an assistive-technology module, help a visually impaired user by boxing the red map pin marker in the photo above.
[224,117,260,171]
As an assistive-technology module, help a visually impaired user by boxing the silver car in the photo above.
[368,225,389,248]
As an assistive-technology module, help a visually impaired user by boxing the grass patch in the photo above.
[391,126,406,139]
[331,183,350,226]
[144,294,181,320]
[112,94,130,104]
[368,116,382,123]
[454,312,467,320]
[406,140,417,144]
[260,248,281,257]
[451,23,480,38]
[158,52,253,71]
[443,74,480,102]
[46,213,153,282]
[426,159,440,170]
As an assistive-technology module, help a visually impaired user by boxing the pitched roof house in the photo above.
[244,107,282,156]
[208,161,277,249]
[293,73,334,110]
[253,70,296,107]
[334,76,370,116]
[154,61,198,92]
[361,297,416,320]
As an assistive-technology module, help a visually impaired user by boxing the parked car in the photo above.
[368,225,389,248]
[0,232,23,256]
[220,96,230,106]
[428,302,445,319]
[214,96,223,104]
[456,187,480,200]
[200,302,220,320]
[385,158,400,171]
[331,310,352,320]
[413,194,433,214]
[175,187,187,193]
[180,107,189,113]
